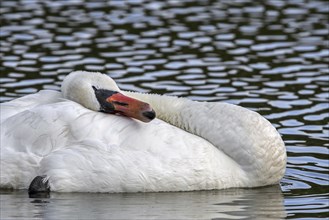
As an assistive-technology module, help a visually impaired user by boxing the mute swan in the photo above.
[0,71,286,193]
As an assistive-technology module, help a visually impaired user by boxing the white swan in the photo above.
[0,71,286,193]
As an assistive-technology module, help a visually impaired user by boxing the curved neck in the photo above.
[124,91,286,187]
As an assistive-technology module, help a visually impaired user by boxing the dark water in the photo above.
[0,0,328,219]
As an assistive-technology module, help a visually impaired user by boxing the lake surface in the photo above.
[0,0,328,219]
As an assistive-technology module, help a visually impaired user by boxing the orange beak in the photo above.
[106,93,156,123]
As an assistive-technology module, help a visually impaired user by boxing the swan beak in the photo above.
[106,93,156,123]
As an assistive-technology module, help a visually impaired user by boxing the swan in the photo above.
[0,71,286,193]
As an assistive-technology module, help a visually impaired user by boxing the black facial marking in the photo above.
[92,86,118,113]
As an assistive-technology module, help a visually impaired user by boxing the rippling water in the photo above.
[0,0,328,219]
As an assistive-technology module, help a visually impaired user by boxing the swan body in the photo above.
[0,71,286,192]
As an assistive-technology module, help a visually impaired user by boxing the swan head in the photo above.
[61,71,156,122]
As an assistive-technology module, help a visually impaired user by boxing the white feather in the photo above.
[0,71,286,192]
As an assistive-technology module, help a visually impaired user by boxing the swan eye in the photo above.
[92,86,118,113]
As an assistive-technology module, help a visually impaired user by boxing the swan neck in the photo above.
[123,91,286,187]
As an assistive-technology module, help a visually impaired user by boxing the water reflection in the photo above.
[1,186,286,220]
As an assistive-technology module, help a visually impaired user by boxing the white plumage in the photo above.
[0,71,286,192]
